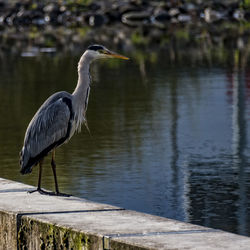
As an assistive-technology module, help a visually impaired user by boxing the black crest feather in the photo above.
[87,45,104,51]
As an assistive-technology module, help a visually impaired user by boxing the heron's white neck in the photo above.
[72,53,91,100]
[72,53,93,132]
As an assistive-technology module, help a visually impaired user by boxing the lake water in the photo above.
[0,48,250,236]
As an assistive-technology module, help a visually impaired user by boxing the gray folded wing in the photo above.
[20,93,72,171]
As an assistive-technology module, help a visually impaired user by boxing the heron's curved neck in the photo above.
[72,54,91,100]
[70,53,93,133]
[71,53,93,131]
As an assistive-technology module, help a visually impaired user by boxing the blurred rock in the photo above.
[122,11,150,26]
[154,10,171,23]
[0,0,248,55]
[88,14,107,27]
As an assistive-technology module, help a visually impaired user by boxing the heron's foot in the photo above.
[28,188,55,196]
[55,191,71,197]
[28,188,71,197]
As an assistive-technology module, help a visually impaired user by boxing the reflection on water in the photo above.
[1,50,250,236]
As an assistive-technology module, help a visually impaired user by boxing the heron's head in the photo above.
[85,44,129,61]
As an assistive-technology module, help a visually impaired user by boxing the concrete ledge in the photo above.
[0,178,250,249]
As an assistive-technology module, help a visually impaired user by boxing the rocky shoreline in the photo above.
[1,1,248,28]
[0,0,250,56]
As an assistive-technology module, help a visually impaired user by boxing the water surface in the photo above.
[0,50,250,236]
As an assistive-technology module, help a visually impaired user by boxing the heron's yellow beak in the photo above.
[107,51,129,60]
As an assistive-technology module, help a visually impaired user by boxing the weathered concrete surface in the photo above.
[0,177,250,249]
[0,210,17,249]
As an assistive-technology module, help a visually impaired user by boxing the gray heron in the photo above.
[19,45,129,196]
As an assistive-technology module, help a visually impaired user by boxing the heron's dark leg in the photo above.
[28,159,53,195]
[38,160,42,190]
[51,150,59,193]
[29,160,43,193]
[29,159,55,195]
[51,150,70,197]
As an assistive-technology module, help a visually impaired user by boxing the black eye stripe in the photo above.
[87,45,104,51]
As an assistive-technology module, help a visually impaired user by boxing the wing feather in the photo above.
[20,92,72,174]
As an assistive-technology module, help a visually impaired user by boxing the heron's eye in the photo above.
[99,50,108,54]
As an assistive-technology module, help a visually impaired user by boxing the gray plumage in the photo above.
[19,45,129,195]
[20,91,72,174]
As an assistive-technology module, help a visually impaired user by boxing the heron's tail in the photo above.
[19,147,33,175]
